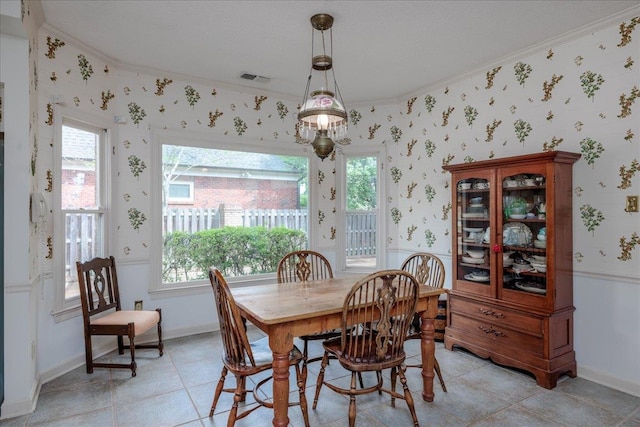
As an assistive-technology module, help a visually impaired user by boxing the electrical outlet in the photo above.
[626,195,638,213]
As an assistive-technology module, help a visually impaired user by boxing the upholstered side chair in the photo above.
[76,256,163,377]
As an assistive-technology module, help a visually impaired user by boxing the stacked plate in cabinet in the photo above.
[464,270,489,282]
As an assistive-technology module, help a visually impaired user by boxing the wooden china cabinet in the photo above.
[442,151,580,389]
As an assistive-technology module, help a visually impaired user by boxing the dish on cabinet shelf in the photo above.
[462,213,486,218]
[464,273,490,282]
[469,197,483,204]
[469,203,485,208]
[462,256,484,264]
[533,239,546,248]
[463,227,483,233]
[515,281,547,294]
[512,263,534,273]
[530,262,547,273]
[466,249,485,258]
[502,222,532,246]
[509,214,527,219]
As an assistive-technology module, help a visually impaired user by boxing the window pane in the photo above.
[346,157,377,210]
[65,212,103,300]
[345,156,377,269]
[161,145,309,284]
[169,183,191,199]
[62,125,98,209]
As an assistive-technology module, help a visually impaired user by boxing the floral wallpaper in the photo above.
[378,15,639,279]
[33,13,639,280]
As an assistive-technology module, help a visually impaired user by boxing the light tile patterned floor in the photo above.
[3,329,639,426]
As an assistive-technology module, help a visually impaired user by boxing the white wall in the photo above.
[1,30,39,417]
[573,275,640,396]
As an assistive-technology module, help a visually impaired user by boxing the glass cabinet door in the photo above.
[498,168,549,305]
[454,173,494,298]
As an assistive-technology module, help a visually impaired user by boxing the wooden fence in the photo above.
[240,208,308,233]
[163,208,222,234]
[65,213,99,284]
[345,211,376,256]
[67,208,376,278]
[162,207,376,256]
[162,207,308,234]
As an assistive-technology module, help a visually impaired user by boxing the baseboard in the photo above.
[578,364,640,398]
[38,322,216,386]
[0,378,41,420]
[2,322,217,420]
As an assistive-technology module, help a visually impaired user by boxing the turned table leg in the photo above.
[419,302,437,402]
[269,330,294,427]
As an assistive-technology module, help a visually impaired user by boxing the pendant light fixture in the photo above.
[297,13,349,160]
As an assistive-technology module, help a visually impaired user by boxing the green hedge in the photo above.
[163,226,307,282]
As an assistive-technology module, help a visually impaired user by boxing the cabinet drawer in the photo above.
[450,312,543,355]
[450,297,543,336]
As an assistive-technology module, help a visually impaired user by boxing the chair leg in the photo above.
[239,376,247,402]
[228,375,243,427]
[84,331,94,374]
[302,338,310,387]
[398,368,419,427]
[390,367,397,407]
[348,372,357,427]
[295,362,310,427]
[209,366,228,417]
[128,335,137,377]
[434,357,447,392]
[156,308,164,356]
[117,335,125,354]
[312,351,330,410]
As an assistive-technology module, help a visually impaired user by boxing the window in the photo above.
[54,114,110,316]
[341,153,380,270]
[167,181,194,204]
[154,138,309,289]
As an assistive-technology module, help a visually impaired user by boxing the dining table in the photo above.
[231,274,446,427]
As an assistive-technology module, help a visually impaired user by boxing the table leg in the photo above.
[419,307,436,402]
[269,331,294,427]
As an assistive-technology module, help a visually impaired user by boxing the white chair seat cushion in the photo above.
[91,310,159,336]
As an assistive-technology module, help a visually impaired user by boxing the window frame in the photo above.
[149,129,315,296]
[53,108,112,321]
[336,147,384,272]
[167,181,195,204]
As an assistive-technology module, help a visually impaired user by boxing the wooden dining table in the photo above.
[231,275,446,427]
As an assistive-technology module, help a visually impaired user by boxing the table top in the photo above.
[231,275,444,326]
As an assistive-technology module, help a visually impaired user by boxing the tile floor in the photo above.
[3,329,639,427]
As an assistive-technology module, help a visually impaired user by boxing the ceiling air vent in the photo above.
[239,72,271,84]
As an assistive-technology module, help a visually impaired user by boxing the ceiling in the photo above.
[39,0,638,105]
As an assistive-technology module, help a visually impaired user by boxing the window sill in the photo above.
[52,303,83,323]
[149,274,278,299]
